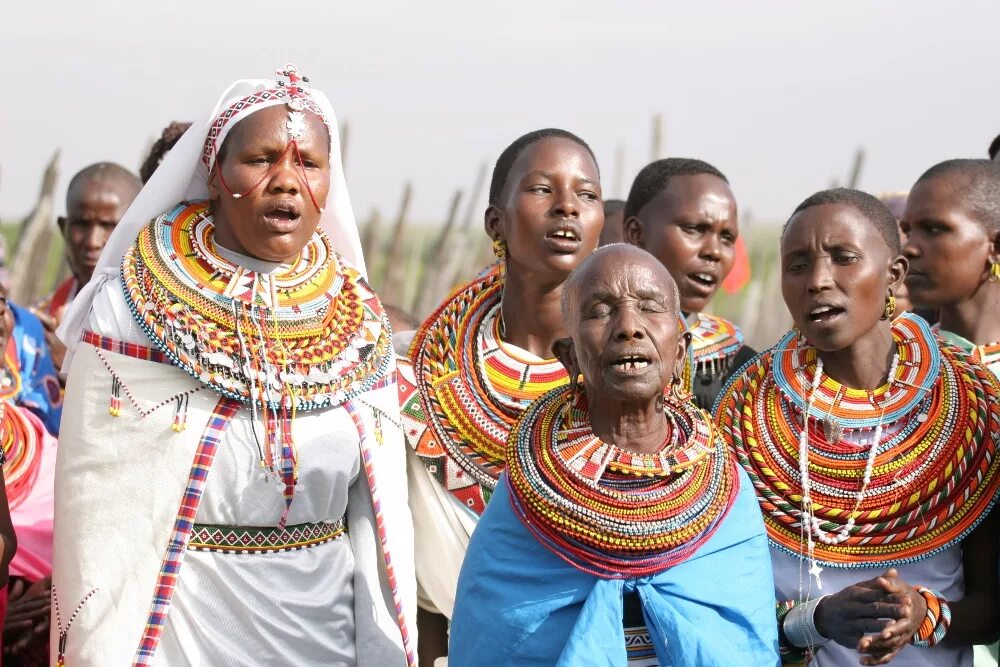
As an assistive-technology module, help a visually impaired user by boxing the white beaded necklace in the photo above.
[798,350,900,589]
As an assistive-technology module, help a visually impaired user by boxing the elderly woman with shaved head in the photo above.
[450,244,778,666]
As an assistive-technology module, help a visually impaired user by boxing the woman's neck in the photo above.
[817,322,896,390]
[587,391,667,455]
[499,268,569,360]
[937,284,1000,345]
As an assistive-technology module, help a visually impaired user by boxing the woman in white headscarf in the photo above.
[51,65,416,666]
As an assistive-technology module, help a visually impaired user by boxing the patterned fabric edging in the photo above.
[132,396,240,665]
[188,518,347,554]
[82,330,170,365]
[344,398,417,667]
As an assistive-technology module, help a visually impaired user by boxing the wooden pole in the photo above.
[416,189,463,318]
[10,150,60,304]
[380,182,413,304]
[613,143,625,199]
[651,113,664,162]
[847,148,865,189]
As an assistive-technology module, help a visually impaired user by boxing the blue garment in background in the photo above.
[10,302,62,435]
[451,469,779,667]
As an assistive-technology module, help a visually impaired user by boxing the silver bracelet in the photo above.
[783,595,832,649]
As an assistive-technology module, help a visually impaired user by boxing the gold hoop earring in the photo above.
[882,293,896,320]
[990,259,1000,283]
[492,238,507,260]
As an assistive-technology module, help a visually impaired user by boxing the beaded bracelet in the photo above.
[910,587,951,648]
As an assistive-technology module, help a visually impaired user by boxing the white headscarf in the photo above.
[57,65,365,362]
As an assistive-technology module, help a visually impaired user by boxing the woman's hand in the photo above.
[813,574,908,648]
[3,576,52,656]
[856,569,927,665]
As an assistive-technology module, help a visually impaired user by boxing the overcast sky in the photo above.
[2,1,997,227]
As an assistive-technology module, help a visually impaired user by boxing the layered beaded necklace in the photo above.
[400,267,568,515]
[505,385,736,579]
[0,399,41,509]
[936,327,1000,378]
[716,313,1000,585]
[122,200,392,524]
[688,313,745,379]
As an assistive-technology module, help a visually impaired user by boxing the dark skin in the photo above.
[420,138,603,665]
[208,105,331,263]
[781,204,1000,663]
[484,136,604,360]
[40,174,140,371]
[598,206,625,246]
[901,174,1000,344]
[624,173,738,315]
[0,289,47,655]
[552,245,687,454]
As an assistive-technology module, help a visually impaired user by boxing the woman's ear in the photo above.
[674,331,691,381]
[888,253,908,294]
[552,338,580,383]
[623,216,643,246]
[484,205,503,244]
[207,165,221,201]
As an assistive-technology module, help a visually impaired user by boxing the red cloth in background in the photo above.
[722,235,751,294]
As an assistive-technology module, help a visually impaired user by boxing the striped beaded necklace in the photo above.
[688,313,745,379]
[0,400,41,509]
[505,385,737,579]
[401,268,569,515]
[122,200,392,525]
[716,313,1000,575]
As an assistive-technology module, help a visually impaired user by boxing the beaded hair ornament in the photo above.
[204,64,327,214]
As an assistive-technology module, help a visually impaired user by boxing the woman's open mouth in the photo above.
[807,304,846,324]
[609,354,651,375]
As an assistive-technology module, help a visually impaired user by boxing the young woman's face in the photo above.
[781,203,905,352]
[209,105,331,263]
[901,176,996,308]
[488,137,603,281]
[624,174,738,314]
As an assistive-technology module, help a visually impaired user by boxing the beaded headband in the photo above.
[200,63,329,171]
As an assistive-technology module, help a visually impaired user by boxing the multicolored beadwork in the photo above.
[121,200,392,525]
[505,385,737,579]
[688,313,745,378]
[0,399,40,507]
[398,266,568,514]
[715,313,1000,568]
[121,201,392,412]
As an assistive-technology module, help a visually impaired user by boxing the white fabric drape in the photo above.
[57,72,364,369]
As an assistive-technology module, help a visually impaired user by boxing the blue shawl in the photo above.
[450,469,779,666]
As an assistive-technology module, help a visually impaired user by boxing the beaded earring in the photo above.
[492,238,507,260]
[882,292,896,320]
[668,375,690,403]
[990,259,1000,283]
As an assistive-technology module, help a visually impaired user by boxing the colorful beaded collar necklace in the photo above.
[0,400,41,509]
[688,313,744,377]
[0,340,23,403]
[122,200,392,525]
[935,327,1000,374]
[122,201,392,411]
[506,385,737,579]
[401,268,568,514]
[716,313,1000,574]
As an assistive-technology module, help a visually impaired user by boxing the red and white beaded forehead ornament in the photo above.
[204,64,328,213]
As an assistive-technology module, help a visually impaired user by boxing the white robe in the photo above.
[51,285,416,666]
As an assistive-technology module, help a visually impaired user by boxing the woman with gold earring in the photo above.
[903,160,1000,665]
[397,129,604,664]
[903,159,1000,380]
